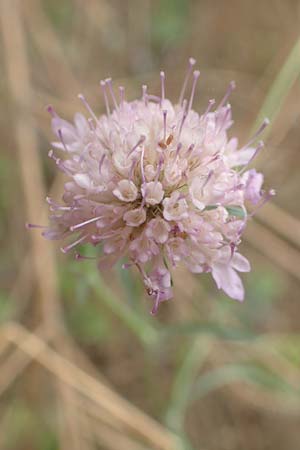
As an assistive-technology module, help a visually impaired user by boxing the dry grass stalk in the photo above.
[3,322,179,450]
[87,420,152,450]
[0,0,61,334]
[0,325,49,398]
[245,220,300,281]
[255,203,300,248]
[23,0,80,94]
[0,2,88,449]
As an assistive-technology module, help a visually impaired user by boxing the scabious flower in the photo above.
[34,58,274,314]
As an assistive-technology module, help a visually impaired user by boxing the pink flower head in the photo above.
[36,59,273,314]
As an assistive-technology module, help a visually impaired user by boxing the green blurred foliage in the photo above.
[152,0,189,49]
[43,0,74,33]
[3,401,58,450]
[0,291,14,323]
[60,261,112,344]
[275,336,300,367]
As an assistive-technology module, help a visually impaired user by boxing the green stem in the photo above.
[251,37,300,138]
[165,337,212,445]
[86,269,159,347]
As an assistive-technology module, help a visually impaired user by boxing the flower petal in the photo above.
[212,264,245,301]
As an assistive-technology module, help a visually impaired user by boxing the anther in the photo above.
[166,134,173,146]
[158,141,167,149]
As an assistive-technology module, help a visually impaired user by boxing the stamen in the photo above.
[147,94,161,102]
[61,234,88,253]
[151,291,160,316]
[155,154,164,182]
[185,143,195,156]
[48,149,59,164]
[100,80,110,115]
[47,197,79,212]
[70,216,102,232]
[163,109,167,141]
[216,103,231,134]
[78,94,98,123]
[229,242,236,263]
[99,153,106,175]
[122,262,135,269]
[129,135,146,156]
[217,80,236,110]
[202,99,216,120]
[178,100,187,140]
[119,86,125,107]
[46,197,70,210]
[88,118,96,132]
[188,70,200,112]
[26,223,47,229]
[46,105,57,117]
[91,231,118,242]
[136,262,148,281]
[201,170,214,193]
[179,57,196,105]
[58,129,68,152]
[239,141,264,174]
[129,158,138,180]
[175,142,182,157]
[242,118,270,150]
[140,145,145,183]
[160,71,165,105]
[48,150,72,175]
[142,85,148,106]
[249,189,276,217]
[75,252,96,260]
[105,77,118,110]
[50,205,79,212]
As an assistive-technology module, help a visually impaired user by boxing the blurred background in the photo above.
[0,0,300,449]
